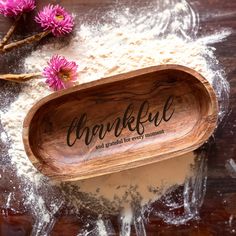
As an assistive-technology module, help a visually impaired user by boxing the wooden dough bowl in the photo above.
[23,65,218,181]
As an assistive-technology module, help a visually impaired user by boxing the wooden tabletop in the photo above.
[0,0,236,235]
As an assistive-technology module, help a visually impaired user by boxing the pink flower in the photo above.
[35,4,74,37]
[0,0,35,17]
[43,55,78,91]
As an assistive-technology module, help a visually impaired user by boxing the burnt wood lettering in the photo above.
[66,95,175,146]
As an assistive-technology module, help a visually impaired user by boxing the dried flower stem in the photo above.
[0,30,50,53]
[0,72,42,82]
[0,14,22,49]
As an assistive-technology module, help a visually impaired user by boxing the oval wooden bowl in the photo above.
[23,65,218,181]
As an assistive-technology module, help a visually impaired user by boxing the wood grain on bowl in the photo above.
[22,65,218,181]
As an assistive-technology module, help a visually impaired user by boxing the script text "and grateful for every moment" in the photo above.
[66,96,175,147]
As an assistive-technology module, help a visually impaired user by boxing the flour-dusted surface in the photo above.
[0,0,231,235]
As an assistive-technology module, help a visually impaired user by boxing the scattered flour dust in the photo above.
[0,0,231,235]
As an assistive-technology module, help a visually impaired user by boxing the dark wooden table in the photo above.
[0,0,236,235]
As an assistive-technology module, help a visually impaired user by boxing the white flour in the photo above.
[0,0,230,235]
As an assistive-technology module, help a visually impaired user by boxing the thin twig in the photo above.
[0,14,22,49]
[0,30,51,53]
[0,72,42,82]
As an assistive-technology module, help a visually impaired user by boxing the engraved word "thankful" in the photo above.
[66,96,175,146]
